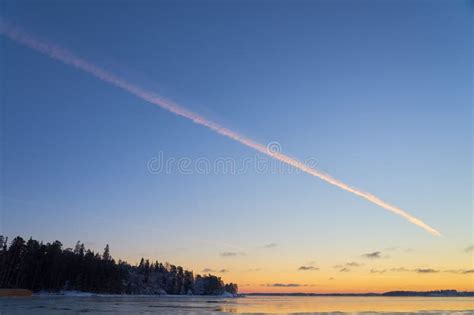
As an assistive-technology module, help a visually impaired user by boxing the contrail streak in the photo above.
[0,21,441,236]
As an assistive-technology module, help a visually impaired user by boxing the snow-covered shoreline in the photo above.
[34,290,238,298]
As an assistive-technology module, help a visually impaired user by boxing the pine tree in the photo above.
[103,244,111,261]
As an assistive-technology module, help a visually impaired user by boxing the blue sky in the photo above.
[1,0,472,291]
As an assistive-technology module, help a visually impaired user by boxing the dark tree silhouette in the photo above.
[102,245,111,261]
[0,235,237,295]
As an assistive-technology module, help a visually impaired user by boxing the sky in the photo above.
[1,0,472,293]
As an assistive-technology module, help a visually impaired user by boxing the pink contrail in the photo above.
[0,21,441,236]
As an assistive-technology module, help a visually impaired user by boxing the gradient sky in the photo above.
[1,0,472,293]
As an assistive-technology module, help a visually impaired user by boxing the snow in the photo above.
[35,290,95,297]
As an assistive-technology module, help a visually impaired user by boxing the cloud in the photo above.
[371,268,412,274]
[265,283,302,287]
[328,277,335,280]
[370,267,438,274]
[203,267,230,273]
[464,245,474,253]
[370,267,473,275]
[263,283,318,287]
[261,243,277,249]
[298,266,319,271]
[335,262,363,268]
[362,251,383,259]
[339,267,351,272]
[415,268,439,273]
[220,252,244,257]
[390,267,410,272]
[445,269,474,274]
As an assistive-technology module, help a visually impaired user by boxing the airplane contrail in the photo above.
[0,21,441,236]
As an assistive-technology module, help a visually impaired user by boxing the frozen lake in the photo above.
[1,295,473,314]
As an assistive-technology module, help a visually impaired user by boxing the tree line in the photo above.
[0,236,238,295]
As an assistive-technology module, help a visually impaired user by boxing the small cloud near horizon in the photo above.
[261,243,278,249]
[369,267,469,275]
[263,283,318,287]
[334,262,362,268]
[391,267,410,272]
[464,245,474,253]
[346,262,362,267]
[415,268,439,274]
[202,268,214,273]
[220,252,244,257]
[219,269,229,273]
[265,283,301,287]
[447,269,474,274]
[339,267,351,272]
[362,251,384,259]
[298,266,319,271]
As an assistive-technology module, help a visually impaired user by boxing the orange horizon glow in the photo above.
[121,255,473,294]
[235,277,474,294]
